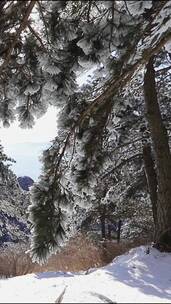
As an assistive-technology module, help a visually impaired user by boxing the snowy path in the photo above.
[0,246,171,303]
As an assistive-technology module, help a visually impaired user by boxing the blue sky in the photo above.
[0,107,58,180]
[0,67,97,180]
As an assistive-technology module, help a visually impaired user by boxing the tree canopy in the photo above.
[0,1,171,262]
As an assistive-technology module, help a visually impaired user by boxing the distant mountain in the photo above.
[4,142,49,180]
[18,176,34,191]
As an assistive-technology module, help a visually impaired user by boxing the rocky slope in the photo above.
[18,176,34,191]
[0,169,30,247]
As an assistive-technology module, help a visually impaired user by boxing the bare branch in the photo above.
[0,0,37,73]
[101,153,143,180]
[28,24,47,51]
[110,136,146,153]
[87,0,92,23]
[156,65,171,74]
[37,0,50,45]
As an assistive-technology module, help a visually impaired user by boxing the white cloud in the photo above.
[5,142,48,180]
[0,107,58,145]
[0,107,58,180]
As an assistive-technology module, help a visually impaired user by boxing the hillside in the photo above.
[0,168,30,247]
[18,176,34,191]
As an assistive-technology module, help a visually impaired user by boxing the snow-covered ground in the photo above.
[0,246,171,303]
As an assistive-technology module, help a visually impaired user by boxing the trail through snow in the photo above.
[0,246,171,303]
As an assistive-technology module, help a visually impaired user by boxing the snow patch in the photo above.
[0,246,171,303]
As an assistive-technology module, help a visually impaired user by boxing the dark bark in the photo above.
[100,205,106,239]
[143,143,158,238]
[144,57,171,250]
[0,1,6,13]
[107,223,112,240]
[117,220,122,244]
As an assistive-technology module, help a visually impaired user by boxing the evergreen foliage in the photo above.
[0,1,171,261]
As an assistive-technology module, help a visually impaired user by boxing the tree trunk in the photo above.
[107,223,112,240]
[100,205,106,239]
[144,57,171,250]
[117,220,122,244]
[143,143,158,239]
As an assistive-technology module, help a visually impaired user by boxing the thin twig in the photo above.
[0,0,36,73]
[28,24,47,51]
[87,0,92,23]
[109,1,115,52]
[101,153,142,180]
[55,287,67,303]
[37,0,50,45]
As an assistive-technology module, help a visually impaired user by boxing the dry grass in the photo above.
[0,248,35,278]
[0,234,149,278]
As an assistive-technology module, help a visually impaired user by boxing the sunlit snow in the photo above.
[0,246,171,303]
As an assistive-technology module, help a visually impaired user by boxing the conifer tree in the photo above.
[0,1,171,261]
